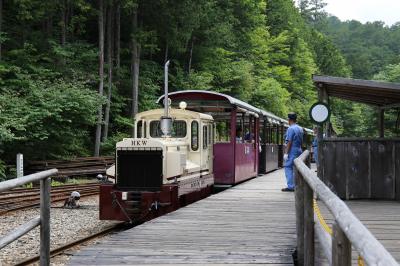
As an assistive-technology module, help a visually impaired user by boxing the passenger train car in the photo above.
[100,90,313,222]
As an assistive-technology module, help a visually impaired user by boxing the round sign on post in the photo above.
[309,102,330,124]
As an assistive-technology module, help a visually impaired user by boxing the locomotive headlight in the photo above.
[179,101,187,110]
[122,192,128,201]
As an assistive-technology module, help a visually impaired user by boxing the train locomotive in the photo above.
[100,104,214,222]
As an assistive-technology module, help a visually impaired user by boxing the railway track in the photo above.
[15,222,126,266]
[26,156,115,178]
[0,183,100,215]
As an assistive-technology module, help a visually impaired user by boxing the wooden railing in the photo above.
[0,169,58,266]
[294,150,398,266]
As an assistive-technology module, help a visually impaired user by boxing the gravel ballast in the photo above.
[0,195,119,266]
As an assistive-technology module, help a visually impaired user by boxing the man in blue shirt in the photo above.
[282,112,304,192]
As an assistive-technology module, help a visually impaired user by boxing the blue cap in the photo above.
[288,112,297,120]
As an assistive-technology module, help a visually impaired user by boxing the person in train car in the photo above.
[282,112,304,192]
[244,131,254,143]
[236,127,243,143]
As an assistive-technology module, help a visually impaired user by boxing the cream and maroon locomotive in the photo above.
[99,102,215,222]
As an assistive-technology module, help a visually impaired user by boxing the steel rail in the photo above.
[15,222,126,266]
[0,189,99,214]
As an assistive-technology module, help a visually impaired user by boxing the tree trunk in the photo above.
[103,2,113,141]
[164,40,169,63]
[69,1,74,41]
[115,0,120,70]
[0,0,3,61]
[187,36,195,75]
[94,0,105,156]
[46,15,53,40]
[130,9,140,137]
[61,0,67,46]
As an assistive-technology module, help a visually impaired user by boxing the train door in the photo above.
[208,123,214,172]
[201,121,211,171]
[234,111,258,183]
[258,117,267,174]
[213,113,234,185]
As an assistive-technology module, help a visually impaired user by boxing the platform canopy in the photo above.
[313,75,400,108]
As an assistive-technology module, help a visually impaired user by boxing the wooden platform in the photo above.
[315,200,400,265]
[68,169,296,265]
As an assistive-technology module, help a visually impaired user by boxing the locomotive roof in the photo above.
[136,108,213,121]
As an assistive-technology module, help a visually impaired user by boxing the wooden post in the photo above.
[40,177,51,266]
[16,153,24,178]
[378,108,384,138]
[303,182,314,266]
[319,87,331,138]
[295,167,304,266]
[332,222,351,266]
[317,84,327,178]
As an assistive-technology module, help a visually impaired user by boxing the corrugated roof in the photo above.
[313,75,400,107]
[156,90,293,125]
[157,90,262,114]
[260,110,286,125]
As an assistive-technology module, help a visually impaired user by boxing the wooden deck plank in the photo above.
[315,199,400,265]
[69,169,296,265]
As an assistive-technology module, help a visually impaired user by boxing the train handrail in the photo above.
[0,169,57,266]
[293,150,398,266]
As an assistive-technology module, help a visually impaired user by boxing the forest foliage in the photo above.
[0,0,399,178]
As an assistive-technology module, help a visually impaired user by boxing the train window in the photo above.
[143,121,147,138]
[203,125,208,149]
[272,126,278,144]
[173,121,187,137]
[150,120,187,138]
[191,121,199,151]
[215,121,230,143]
[137,120,142,138]
[208,125,212,145]
[212,124,216,144]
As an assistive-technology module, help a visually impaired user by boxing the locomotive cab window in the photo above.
[191,121,199,151]
[150,120,187,138]
[203,125,208,149]
[208,124,212,145]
